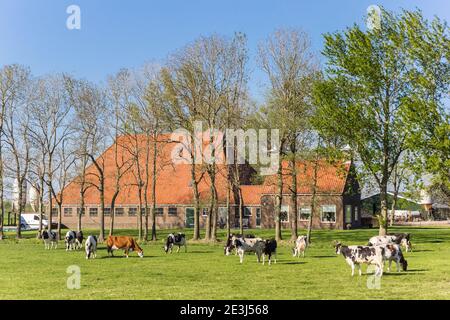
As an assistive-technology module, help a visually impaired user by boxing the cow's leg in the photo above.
[176,246,180,253]
[124,249,129,258]
[351,263,355,276]
[388,260,392,272]
[262,254,265,265]
[396,259,400,272]
[358,264,362,276]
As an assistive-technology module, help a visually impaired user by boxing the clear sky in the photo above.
[1,0,449,99]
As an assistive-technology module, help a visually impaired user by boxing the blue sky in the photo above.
[1,0,449,99]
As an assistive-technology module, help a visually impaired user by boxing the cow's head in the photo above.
[401,257,408,271]
[41,230,48,239]
[333,241,342,254]
[401,238,412,252]
[164,235,174,253]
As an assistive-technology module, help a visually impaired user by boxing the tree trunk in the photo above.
[57,203,62,239]
[16,181,23,239]
[290,139,298,241]
[307,153,319,245]
[226,179,231,239]
[98,181,105,243]
[275,155,283,242]
[78,187,84,232]
[151,137,157,241]
[0,155,4,240]
[191,162,201,240]
[379,183,388,236]
[137,191,143,241]
[109,191,118,236]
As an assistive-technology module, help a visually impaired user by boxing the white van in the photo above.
[20,213,49,230]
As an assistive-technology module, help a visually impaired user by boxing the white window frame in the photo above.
[321,205,336,223]
[299,206,311,221]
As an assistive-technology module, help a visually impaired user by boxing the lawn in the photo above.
[1,227,450,300]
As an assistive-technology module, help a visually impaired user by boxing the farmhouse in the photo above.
[58,135,361,230]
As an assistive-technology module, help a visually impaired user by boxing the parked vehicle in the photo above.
[20,213,49,230]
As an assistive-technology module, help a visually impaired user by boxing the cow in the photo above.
[65,230,77,251]
[292,235,308,258]
[224,234,261,256]
[75,231,84,250]
[334,241,384,277]
[368,234,412,252]
[41,230,58,250]
[106,236,144,258]
[164,233,187,253]
[380,243,408,272]
[233,237,265,264]
[262,239,277,265]
[85,235,97,259]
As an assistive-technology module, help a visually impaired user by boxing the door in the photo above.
[185,207,194,228]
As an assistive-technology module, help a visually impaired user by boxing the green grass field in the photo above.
[1,227,450,300]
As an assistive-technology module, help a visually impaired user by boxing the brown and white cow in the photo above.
[380,243,408,272]
[106,236,144,258]
[292,235,308,258]
[368,233,412,252]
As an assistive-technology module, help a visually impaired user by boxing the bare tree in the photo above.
[2,66,32,239]
[0,65,30,239]
[28,75,72,239]
[258,28,317,241]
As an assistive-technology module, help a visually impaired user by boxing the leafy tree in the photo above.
[313,8,449,235]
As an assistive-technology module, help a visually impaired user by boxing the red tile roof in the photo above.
[60,135,351,207]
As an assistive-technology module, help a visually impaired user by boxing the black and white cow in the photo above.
[368,233,412,252]
[75,231,84,250]
[41,230,58,250]
[164,233,187,253]
[233,238,266,264]
[85,235,97,259]
[262,239,277,265]
[334,242,385,277]
[292,235,308,258]
[224,234,261,256]
[380,243,408,272]
[65,230,77,251]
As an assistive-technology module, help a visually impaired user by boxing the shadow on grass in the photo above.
[280,261,306,265]
[312,255,336,259]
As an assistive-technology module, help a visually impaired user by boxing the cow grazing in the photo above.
[106,236,144,258]
[75,231,84,250]
[65,230,77,251]
[262,239,277,265]
[334,242,384,277]
[292,235,308,258]
[41,230,58,250]
[368,234,412,253]
[381,244,408,272]
[164,233,187,253]
[224,234,262,256]
[85,235,97,259]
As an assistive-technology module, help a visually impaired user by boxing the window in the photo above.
[89,208,98,217]
[202,208,209,217]
[51,208,58,216]
[104,207,111,216]
[354,206,359,221]
[33,215,40,221]
[128,207,137,216]
[299,207,311,221]
[244,207,252,217]
[345,205,352,224]
[115,207,124,216]
[168,207,178,216]
[155,208,164,216]
[256,208,261,227]
[77,208,85,216]
[280,205,289,222]
[321,205,336,223]
[64,208,73,217]
[141,208,146,216]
